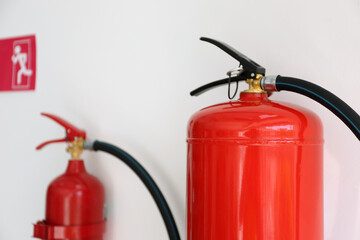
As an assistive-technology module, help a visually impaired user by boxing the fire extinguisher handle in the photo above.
[36,138,67,150]
[190,75,246,96]
[200,37,266,78]
[36,113,86,150]
[191,37,266,97]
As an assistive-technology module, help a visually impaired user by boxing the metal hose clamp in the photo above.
[260,75,278,92]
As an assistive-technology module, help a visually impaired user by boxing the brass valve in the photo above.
[66,137,84,159]
[242,74,265,93]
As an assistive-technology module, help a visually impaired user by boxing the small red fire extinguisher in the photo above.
[32,113,181,240]
[33,113,106,240]
[188,37,360,240]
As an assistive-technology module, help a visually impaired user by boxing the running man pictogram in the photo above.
[11,45,33,85]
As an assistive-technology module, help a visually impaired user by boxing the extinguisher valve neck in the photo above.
[66,137,85,159]
[242,74,266,93]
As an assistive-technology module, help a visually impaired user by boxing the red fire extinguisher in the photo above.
[188,37,360,240]
[33,113,106,240]
[32,113,181,240]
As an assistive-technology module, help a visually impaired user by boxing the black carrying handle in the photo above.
[190,75,246,96]
[191,37,266,96]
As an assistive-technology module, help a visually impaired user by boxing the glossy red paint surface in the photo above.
[187,92,324,240]
[34,160,105,240]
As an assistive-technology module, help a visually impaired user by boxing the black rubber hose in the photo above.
[92,140,181,240]
[276,76,360,141]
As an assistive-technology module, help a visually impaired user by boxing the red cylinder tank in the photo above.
[33,159,106,240]
[187,92,323,240]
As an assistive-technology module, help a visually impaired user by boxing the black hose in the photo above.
[92,140,181,240]
[276,76,360,141]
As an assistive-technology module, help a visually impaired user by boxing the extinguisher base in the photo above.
[33,220,106,240]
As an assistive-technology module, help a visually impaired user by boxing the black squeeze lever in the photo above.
[190,37,266,96]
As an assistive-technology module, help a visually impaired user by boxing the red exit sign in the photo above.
[0,35,36,91]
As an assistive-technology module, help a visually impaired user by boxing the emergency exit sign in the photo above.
[0,35,36,91]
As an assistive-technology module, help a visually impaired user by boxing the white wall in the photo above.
[0,0,359,239]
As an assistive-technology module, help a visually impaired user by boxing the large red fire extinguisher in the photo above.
[187,37,360,240]
[32,113,181,240]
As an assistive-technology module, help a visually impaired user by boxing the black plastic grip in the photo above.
[200,37,265,78]
[190,75,246,96]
